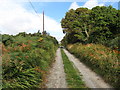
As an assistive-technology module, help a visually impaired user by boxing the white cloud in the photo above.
[69,0,104,10]
[0,0,64,41]
[83,0,104,9]
[69,2,79,10]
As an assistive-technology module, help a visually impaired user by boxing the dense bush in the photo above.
[61,6,120,49]
[2,32,58,88]
[104,36,120,51]
[67,44,120,88]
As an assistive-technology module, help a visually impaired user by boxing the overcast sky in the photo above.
[0,0,119,41]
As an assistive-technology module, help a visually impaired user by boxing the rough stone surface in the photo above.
[46,48,67,88]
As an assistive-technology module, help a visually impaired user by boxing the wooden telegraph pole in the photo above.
[43,11,44,35]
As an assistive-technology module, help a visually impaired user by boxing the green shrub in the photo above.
[105,36,120,51]
[2,33,58,88]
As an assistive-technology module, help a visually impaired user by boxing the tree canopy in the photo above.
[61,6,120,47]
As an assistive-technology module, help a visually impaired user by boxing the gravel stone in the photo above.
[46,48,67,88]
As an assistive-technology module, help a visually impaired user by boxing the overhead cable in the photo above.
[28,0,40,17]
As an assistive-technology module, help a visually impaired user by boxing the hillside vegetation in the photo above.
[1,32,58,88]
[61,6,120,50]
[61,6,120,88]
[67,44,119,87]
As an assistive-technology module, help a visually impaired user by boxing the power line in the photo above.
[43,11,44,35]
[28,0,40,17]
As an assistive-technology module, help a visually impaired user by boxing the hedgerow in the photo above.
[2,33,58,88]
[67,43,120,88]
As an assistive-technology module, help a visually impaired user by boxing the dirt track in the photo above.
[63,49,112,88]
[45,48,67,88]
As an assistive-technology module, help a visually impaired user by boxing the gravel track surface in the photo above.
[46,48,67,88]
[63,49,112,88]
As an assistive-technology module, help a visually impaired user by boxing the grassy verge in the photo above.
[61,49,86,88]
[67,43,120,88]
[2,33,58,88]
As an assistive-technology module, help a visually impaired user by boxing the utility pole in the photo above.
[43,11,44,35]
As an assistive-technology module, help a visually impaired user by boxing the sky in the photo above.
[0,0,119,41]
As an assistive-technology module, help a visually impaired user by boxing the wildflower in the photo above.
[22,43,27,47]
[38,37,43,42]
[25,56,29,58]
[16,56,19,58]
[90,54,94,57]
[113,50,120,54]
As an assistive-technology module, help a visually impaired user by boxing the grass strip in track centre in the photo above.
[61,49,86,88]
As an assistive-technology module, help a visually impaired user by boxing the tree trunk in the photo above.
[84,24,89,39]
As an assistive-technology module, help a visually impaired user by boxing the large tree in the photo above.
[61,6,120,44]
[89,6,120,43]
[61,8,91,43]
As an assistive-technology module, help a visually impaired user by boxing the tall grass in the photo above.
[2,35,58,88]
[67,43,120,88]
